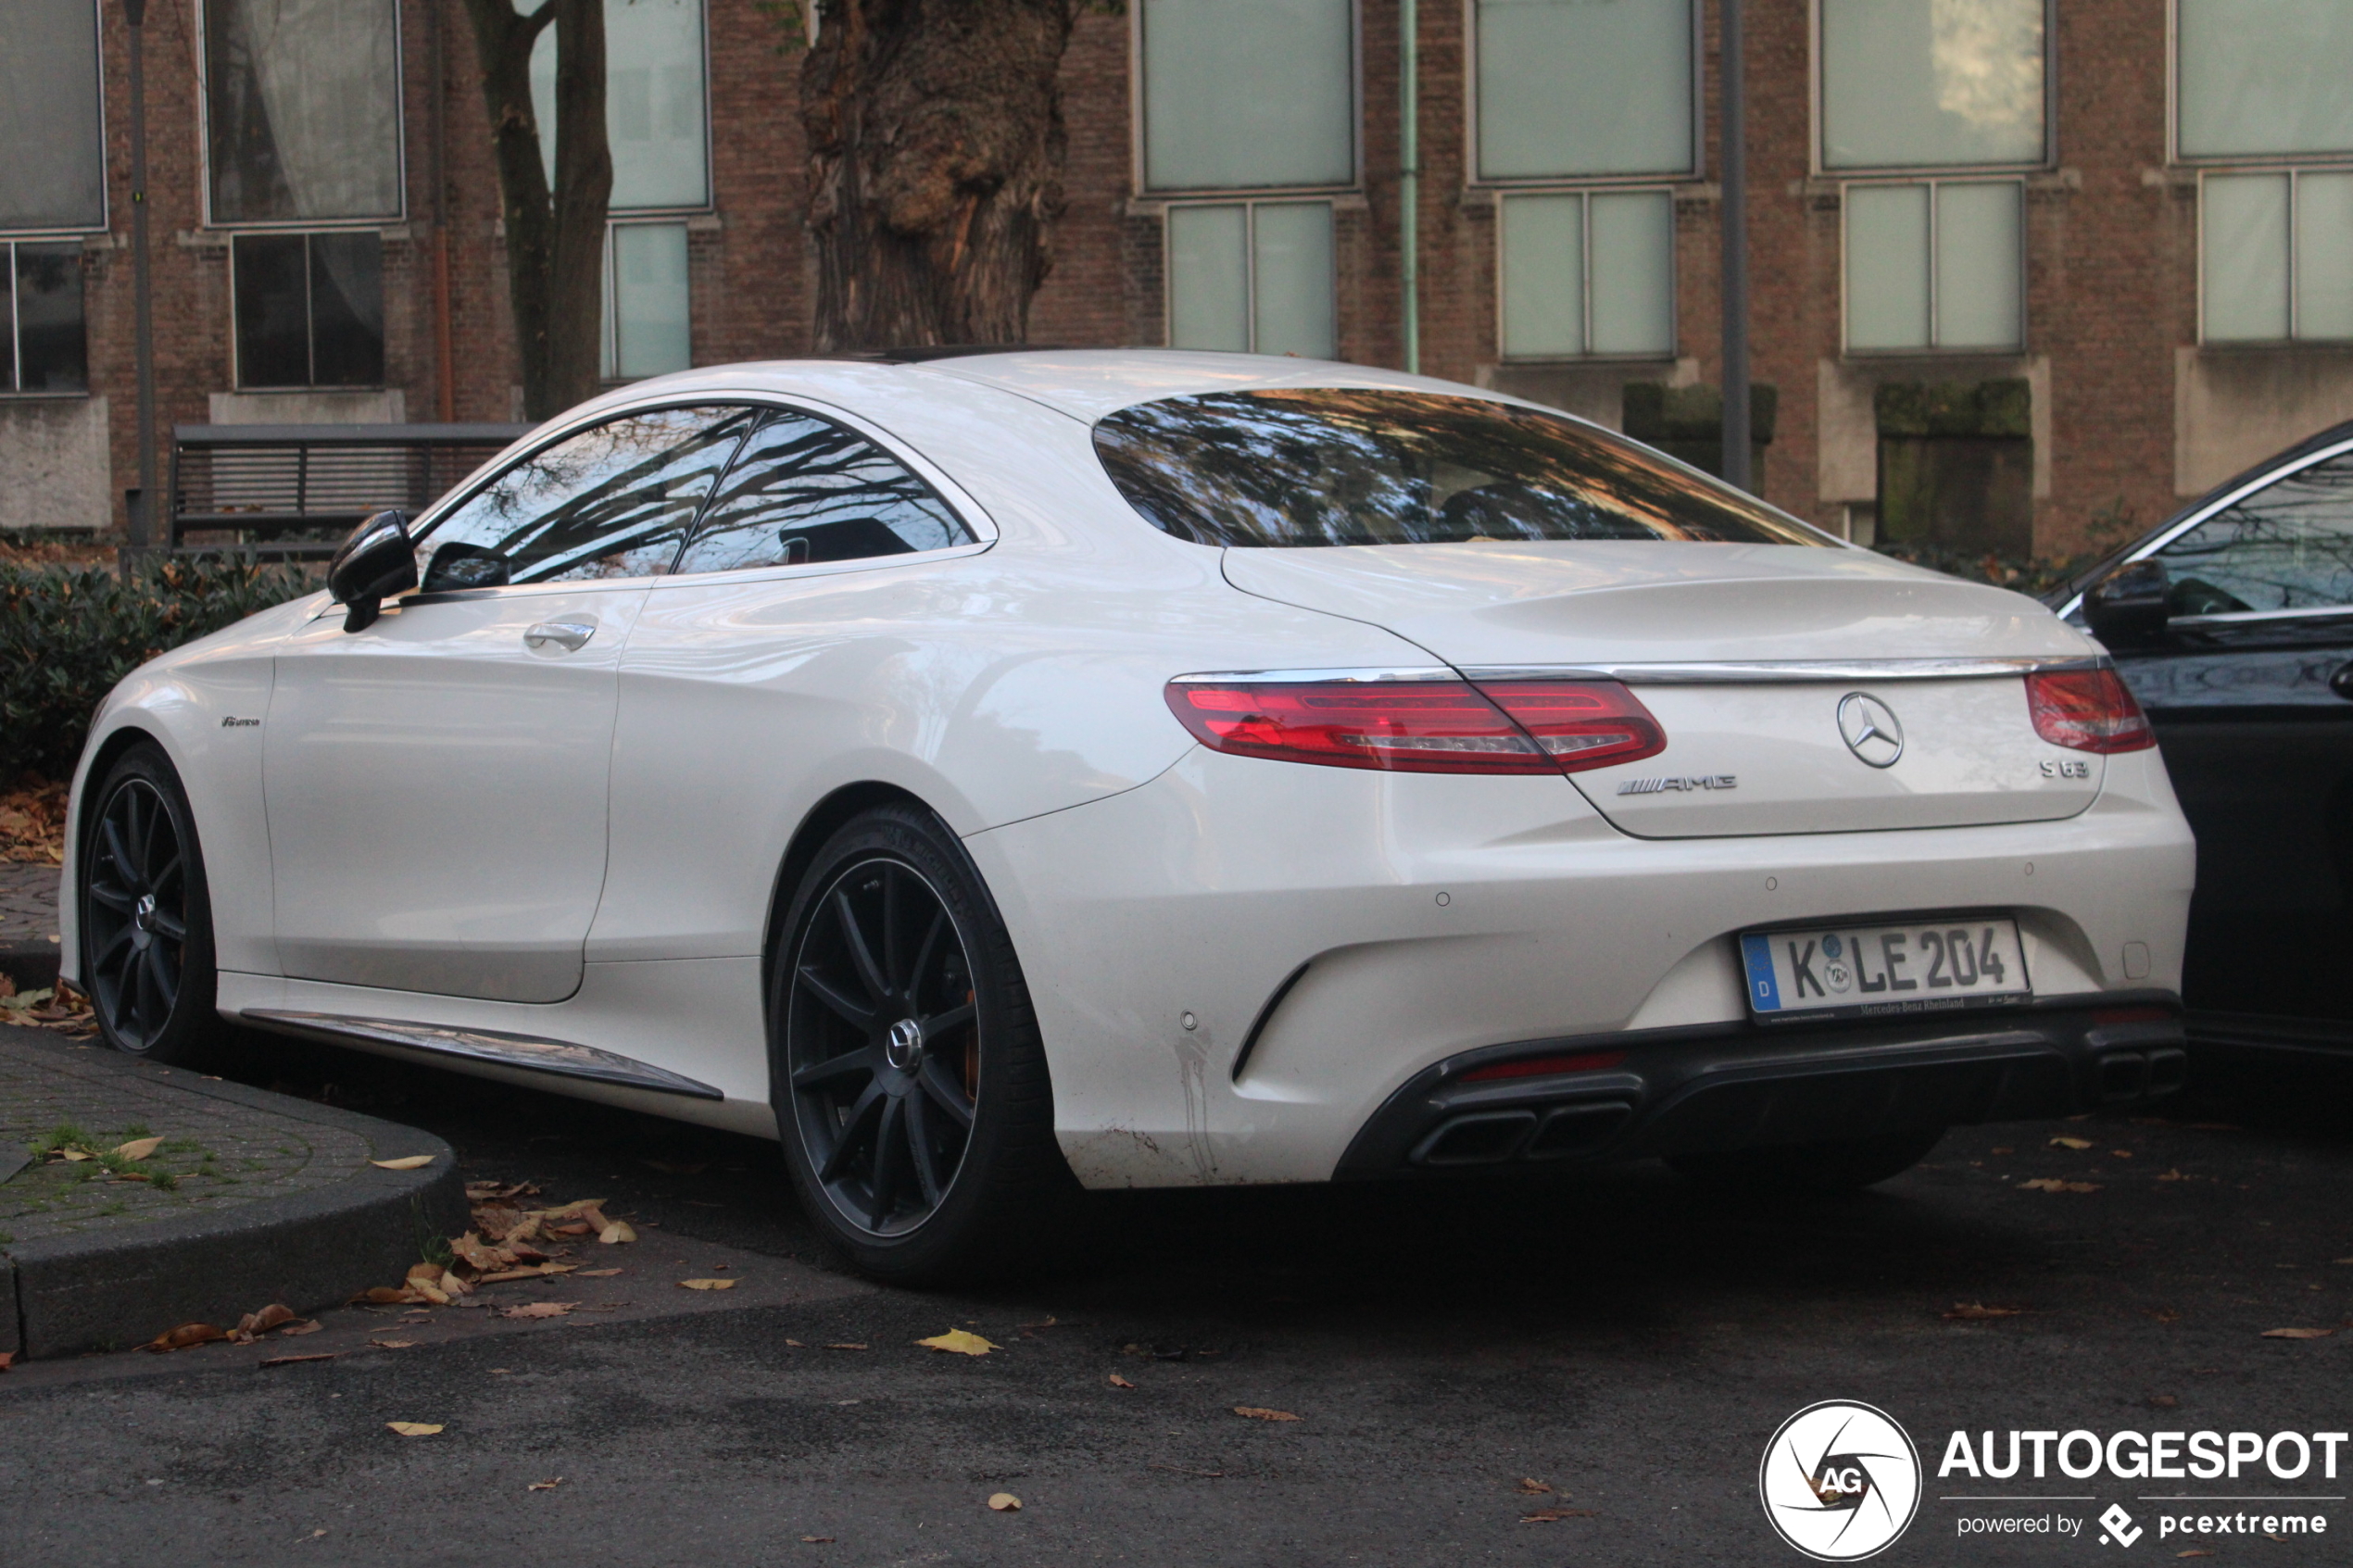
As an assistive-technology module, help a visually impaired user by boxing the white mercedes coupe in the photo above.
[62,349,2196,1281]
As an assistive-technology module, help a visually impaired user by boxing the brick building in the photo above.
[4,0,2350,557]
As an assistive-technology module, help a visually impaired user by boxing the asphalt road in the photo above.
[3,1037,2349,1567]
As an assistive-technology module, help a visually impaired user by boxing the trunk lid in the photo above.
[1223,542,2108,837]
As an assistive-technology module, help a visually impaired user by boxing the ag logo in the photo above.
[1759,1400,1922,1561]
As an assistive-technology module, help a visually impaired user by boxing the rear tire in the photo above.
[78,744,231,1067]
[1667,1126,1946,1192]
[769,803,1079,1285]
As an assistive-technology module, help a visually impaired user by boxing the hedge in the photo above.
[0,558,317,784]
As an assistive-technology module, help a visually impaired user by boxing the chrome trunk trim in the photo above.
[1462,657,2104,684]
[243,1010,725,1099]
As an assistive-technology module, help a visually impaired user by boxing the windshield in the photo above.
[1092,388,1831,549]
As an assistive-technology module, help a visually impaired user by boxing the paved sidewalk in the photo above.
[0,864,61,990]
[1,1029,465,1359]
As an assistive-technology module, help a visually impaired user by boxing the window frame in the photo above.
[1,238,91,398]
[1159,196,1340,356]
[1461,0,1703,190]
[401,389,998,601]
[1130,0,1365,198]
[0,0,109,239]
[227,230,388,390]
[196,0,409,232]
[534,0,717,220]
[2194,166,2353,346]
[1811,0,2057,178]
[599,218,695,383]
[1492,185,1680,363]
[1838,175,2029,357]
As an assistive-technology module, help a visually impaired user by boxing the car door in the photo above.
[2105,444,2353,1026]
[264,404,753,1003]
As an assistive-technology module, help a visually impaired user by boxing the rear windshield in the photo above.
[1092,388,1830,548]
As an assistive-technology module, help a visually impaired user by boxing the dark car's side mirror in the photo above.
[2083,558,2171,646]
[328,509,420,633]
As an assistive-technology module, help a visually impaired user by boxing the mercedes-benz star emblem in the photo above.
[1836,693,1905,769]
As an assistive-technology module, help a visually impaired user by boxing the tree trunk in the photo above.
[460,0,613,420]
[802,0,1074,351]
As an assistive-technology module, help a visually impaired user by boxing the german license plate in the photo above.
[1740,918,2030,1021]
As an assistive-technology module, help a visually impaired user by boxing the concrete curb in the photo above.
[2,1070,468,1360]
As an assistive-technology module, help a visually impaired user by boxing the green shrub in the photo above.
[0,558,317,784]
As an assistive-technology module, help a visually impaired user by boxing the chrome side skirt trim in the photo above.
[1172,657,2101,687]
[243,1010,725,1099]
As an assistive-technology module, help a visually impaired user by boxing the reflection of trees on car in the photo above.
[2156,450,2353,614]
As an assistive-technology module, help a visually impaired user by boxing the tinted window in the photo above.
[2156,448,2353,613]
[672,409,974,574]
[1092,389,1828,547]
[418,407,749,589]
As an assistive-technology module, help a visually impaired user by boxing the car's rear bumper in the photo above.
[1335,993,2186,1177]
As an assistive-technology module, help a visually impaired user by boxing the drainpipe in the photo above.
[124,0,158,565]
[431,0,455,421]
[1399,0,1418,374]
[1719,0,1751,491]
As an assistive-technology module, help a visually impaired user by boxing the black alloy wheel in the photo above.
[771,804,1078,1283]
[80,746,225,1064]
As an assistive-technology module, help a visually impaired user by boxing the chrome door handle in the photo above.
[523,621,596,653]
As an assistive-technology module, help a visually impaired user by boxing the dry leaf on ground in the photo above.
[1944,1302,2025,1321]
[987,1493,1021,1512]
[112,1136,164,1160]
[1516,1478,1554,1495]
[680,1278,736,1291]
[259,1353,338,1368]
[0,1351,14,1373]
[1521,1509,1597,1523]
[2178,1551,2214,1558]
[385,1422,443,1436]
[369,1339,418,1350]
[528,1479,562,1491]
[500,1301,575,1320]
[1108,1374,1135,1389]
[371,1154,435,1171]
[2260,1327,2335,1339]
[577,1268,623,1278]
[229,1303,298,1342]
[799,1536,835,1544]
[825,1343,868,1351]
[1233,1406,1301,1422]
[0,781,68,863]
[2018,1178,2101,1193]
[143,1323,228,1352]
[2048,1136,2095,1150]
[917,1329,998,1356]
[598,1221,637,1245]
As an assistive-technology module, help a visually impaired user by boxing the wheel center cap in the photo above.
[885,1017,925,1073]
[132,894,158,935]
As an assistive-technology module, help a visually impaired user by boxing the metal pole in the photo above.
[1718,0,1751,491]
[1399,0,1419,375]
[125,0,159,561]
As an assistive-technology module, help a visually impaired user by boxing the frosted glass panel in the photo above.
[1589,191,1673,355]
[2203,174,2290,342]
[1252,203,1336,358]
[1502,194,1586,357]
[2295,173,2353,341]
[1846,183,1931,349]
[1477,0,1692,179]
[1143,0,1354,190]
[1934,182,2021,348]
[206,0,403,221]
[0,0,105,230]
[1821,0,2045,169]
[535,0,710,209]
[608,223,691,379]
[2178,0,2353,158]
[1167,205,1251,351]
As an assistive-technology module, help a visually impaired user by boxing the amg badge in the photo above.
[1617,774,1736,796]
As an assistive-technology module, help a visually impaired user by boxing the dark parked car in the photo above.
[2055,421,2353,1062]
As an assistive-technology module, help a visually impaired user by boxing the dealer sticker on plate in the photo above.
[1740,918,2030,1021]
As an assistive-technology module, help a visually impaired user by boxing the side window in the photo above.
[672,409,975,575]
[417,407,750,590]
[2156,449,2353,614]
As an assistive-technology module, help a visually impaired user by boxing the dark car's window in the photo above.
[671,409,975,575]
[1092,388,1829,548]
[2154,448,2353,614]
[416,406,751,590]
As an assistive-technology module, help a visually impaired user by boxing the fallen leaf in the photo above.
[2018,1178,2102,1193]
[1108,1374,1136,1389]
[385,1422,443,1436]
[799,1536,835,1543]
[1233,1406,1301,1422]
[786,1339,807,1348]
[369,1339,419,1350]
[2048,1136,2095,1149]
[987,1493,1021,1512]
[143,1323,229,1353]
[1520,1509,1597,1523]
[2158,1169,2189,1182]
[235,1303,297,1338]
[59,1148,90,1161]
[825,1343,868,1351]
[2178,1551,2214,1558]
[473,1262,580,1284]
[1516,1478,1554,1495]
[350,1286,429,1306]
[1988,1146,2014,1155]
[1944,1302,2025,1321]
[528,1478,563,1492]
[499,1301,575,1320]
[679,1278,736,1291]
[598,1221,637,1245]
[916,1329,999,1357]
[112,1136,165,1160]
[259,1353,339,1368]
[2260,1327,2335,1339]
[2111,1149,2134,1159]
[0,1351,13,1373]
[2334,1258,2353,1266]
[576,1268,623,1278]
[371,1155,436,1170]
[2148,1395,2180,1409]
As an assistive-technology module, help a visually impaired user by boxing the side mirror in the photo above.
[2083,558,2171,647]
[328,509,419,633]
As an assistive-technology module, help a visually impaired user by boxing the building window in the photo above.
[1475,0,1692,181]
[1844,180,2022,353]
[532,0,711,211]
[0,0,106,232]
[4,243,88,394]
[601,223,692,380]
[232,232,384,387]
[1139,0,1354,193]
[1165,202,1335,358]
[2178,3,2353,344]
[1499,191,1673,359]
[204,0,404,224]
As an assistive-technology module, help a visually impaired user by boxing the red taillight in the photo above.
[1459,1050,1628,1083]
[1164,679,1665,775]
[2026,668,2156,754]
